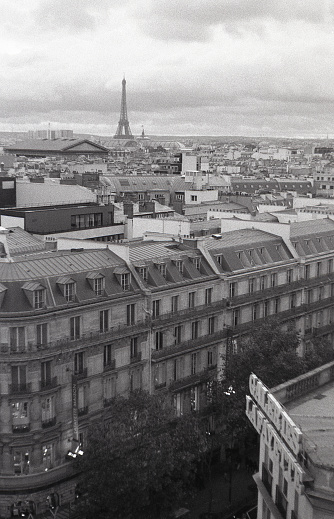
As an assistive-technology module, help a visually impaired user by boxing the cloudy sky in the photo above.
[1,0,334,137]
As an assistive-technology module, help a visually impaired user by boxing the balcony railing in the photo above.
[103,359,116,371]
[130,351,142,364]
[40,376,58,391]
[169,368,215,392]
[73,368,88,381]
[78,406,88,416]
[12,423,30,433]
[9,383,32,395]
[151,299,226,328]
[42,416,57,429]
[152,329,228,361]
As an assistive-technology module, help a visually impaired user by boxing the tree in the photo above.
[76,390,207,519]
[218,318,306,441]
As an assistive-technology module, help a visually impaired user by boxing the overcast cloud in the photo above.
[1,0,334,137]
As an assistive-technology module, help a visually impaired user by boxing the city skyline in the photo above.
[1,0,334,138]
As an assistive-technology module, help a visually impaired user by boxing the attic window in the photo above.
[156,263,167,277]
[86,272,105,295]
[137,266,148,281]
[22,282,46,309]
[121,273,130,291]
[192,257,201,270]
[65,282,76,302]
[216,255,223,266]
[174,260,183,274]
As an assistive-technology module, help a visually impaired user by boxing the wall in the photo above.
[128,218,190,239]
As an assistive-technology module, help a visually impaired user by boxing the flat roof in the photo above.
[286,380,334,467]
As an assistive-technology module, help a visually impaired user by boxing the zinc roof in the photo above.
[290,218,334,238]
[202,228,280,251]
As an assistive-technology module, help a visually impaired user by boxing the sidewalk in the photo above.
[185,459,258,519]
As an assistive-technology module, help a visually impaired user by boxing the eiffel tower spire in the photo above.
[114,77,134,139]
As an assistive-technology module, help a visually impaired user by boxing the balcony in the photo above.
[9,383,32,395]
[42,416,57,429]
[151,299,226,328]
[262,463,273,496]
[103,359,116,372]
[0,462,77,492]
[169,368,215,392]
[40,376,58,391]
[73,368,88,381]
[78,406,88,416]
[130,351,142,364]
[12,423,30,433]
[152,329,228,361]
[154,381,167,390]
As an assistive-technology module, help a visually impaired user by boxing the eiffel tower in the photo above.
[114,77,134,139]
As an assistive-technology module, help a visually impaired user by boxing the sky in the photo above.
[1,0,334,138]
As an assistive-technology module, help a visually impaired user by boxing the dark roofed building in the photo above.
[4,139,109,158]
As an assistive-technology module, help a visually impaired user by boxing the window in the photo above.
[174,260,183,274]
[190,386,199,411]
[138,266,148,281]
[104,344,113,367]
[152,299,160,318]
[207,349,214,367]
[103,376,116,403]
[41,396,55,423]
[252,303,259,321]
[34,289,45,309]
[130,337,139,358]
[36,323,48,347]
[174,325,182,345]
[248,278,255,294]
[155,331,163,350]
[41,361,52,388]
[260,276,267,291]
[274,297,280,314]
[121,273,130,291]
[42,443,54,470]
[12,401,29,432]
[319,286,324,301]
[130,368,142,392]
[328,259,333,274]
[307,289,313,304]
[74,352,85,375]
[154,362,167,388]
[173,393,183,416]
[304,264,310,280]
[10,327,25,352]
[216,255,223,266]
[287,269,293,284]
[11,365,27,392]
[94,277,104,296]
[270,273,277,287]
[232,308,240,327]
[127,304,135,325]
[100,310,109,332]
[13,449,30,475]
[290,293,296,309]
[188,291,195,309]
[156,263,166,277]
[173,357,184,381]
[191,321,199,339]
[193,257,201,270]
[229,282,237,298]
[191,353,198,374]
[208,316,215,335]
[191,195,197,202]
[316,262,322,277]
[205,288,212,305]
[70,316,80,340]
[65,282,75,302]
[263,300,269,318]
[171,295,179,313]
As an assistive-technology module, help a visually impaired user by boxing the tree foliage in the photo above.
[76,390,207,519]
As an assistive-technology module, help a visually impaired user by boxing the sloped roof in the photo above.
[290,218,334,238]
[6,227,45,255]
[5,139,109,153]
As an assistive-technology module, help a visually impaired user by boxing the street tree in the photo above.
[76,390,207,519]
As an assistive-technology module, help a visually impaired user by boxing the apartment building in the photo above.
[247,362,334,519]
[1,217,334,516]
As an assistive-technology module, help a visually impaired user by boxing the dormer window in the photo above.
[121,273,130,291]
[22,282,46,309]
[65,282,76,302]
[192,257,201,270]
[156,263,166,277]
[86,272,105,296]
[57,277,76,302]
[137,266,148,282]
[174,260,183,274]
